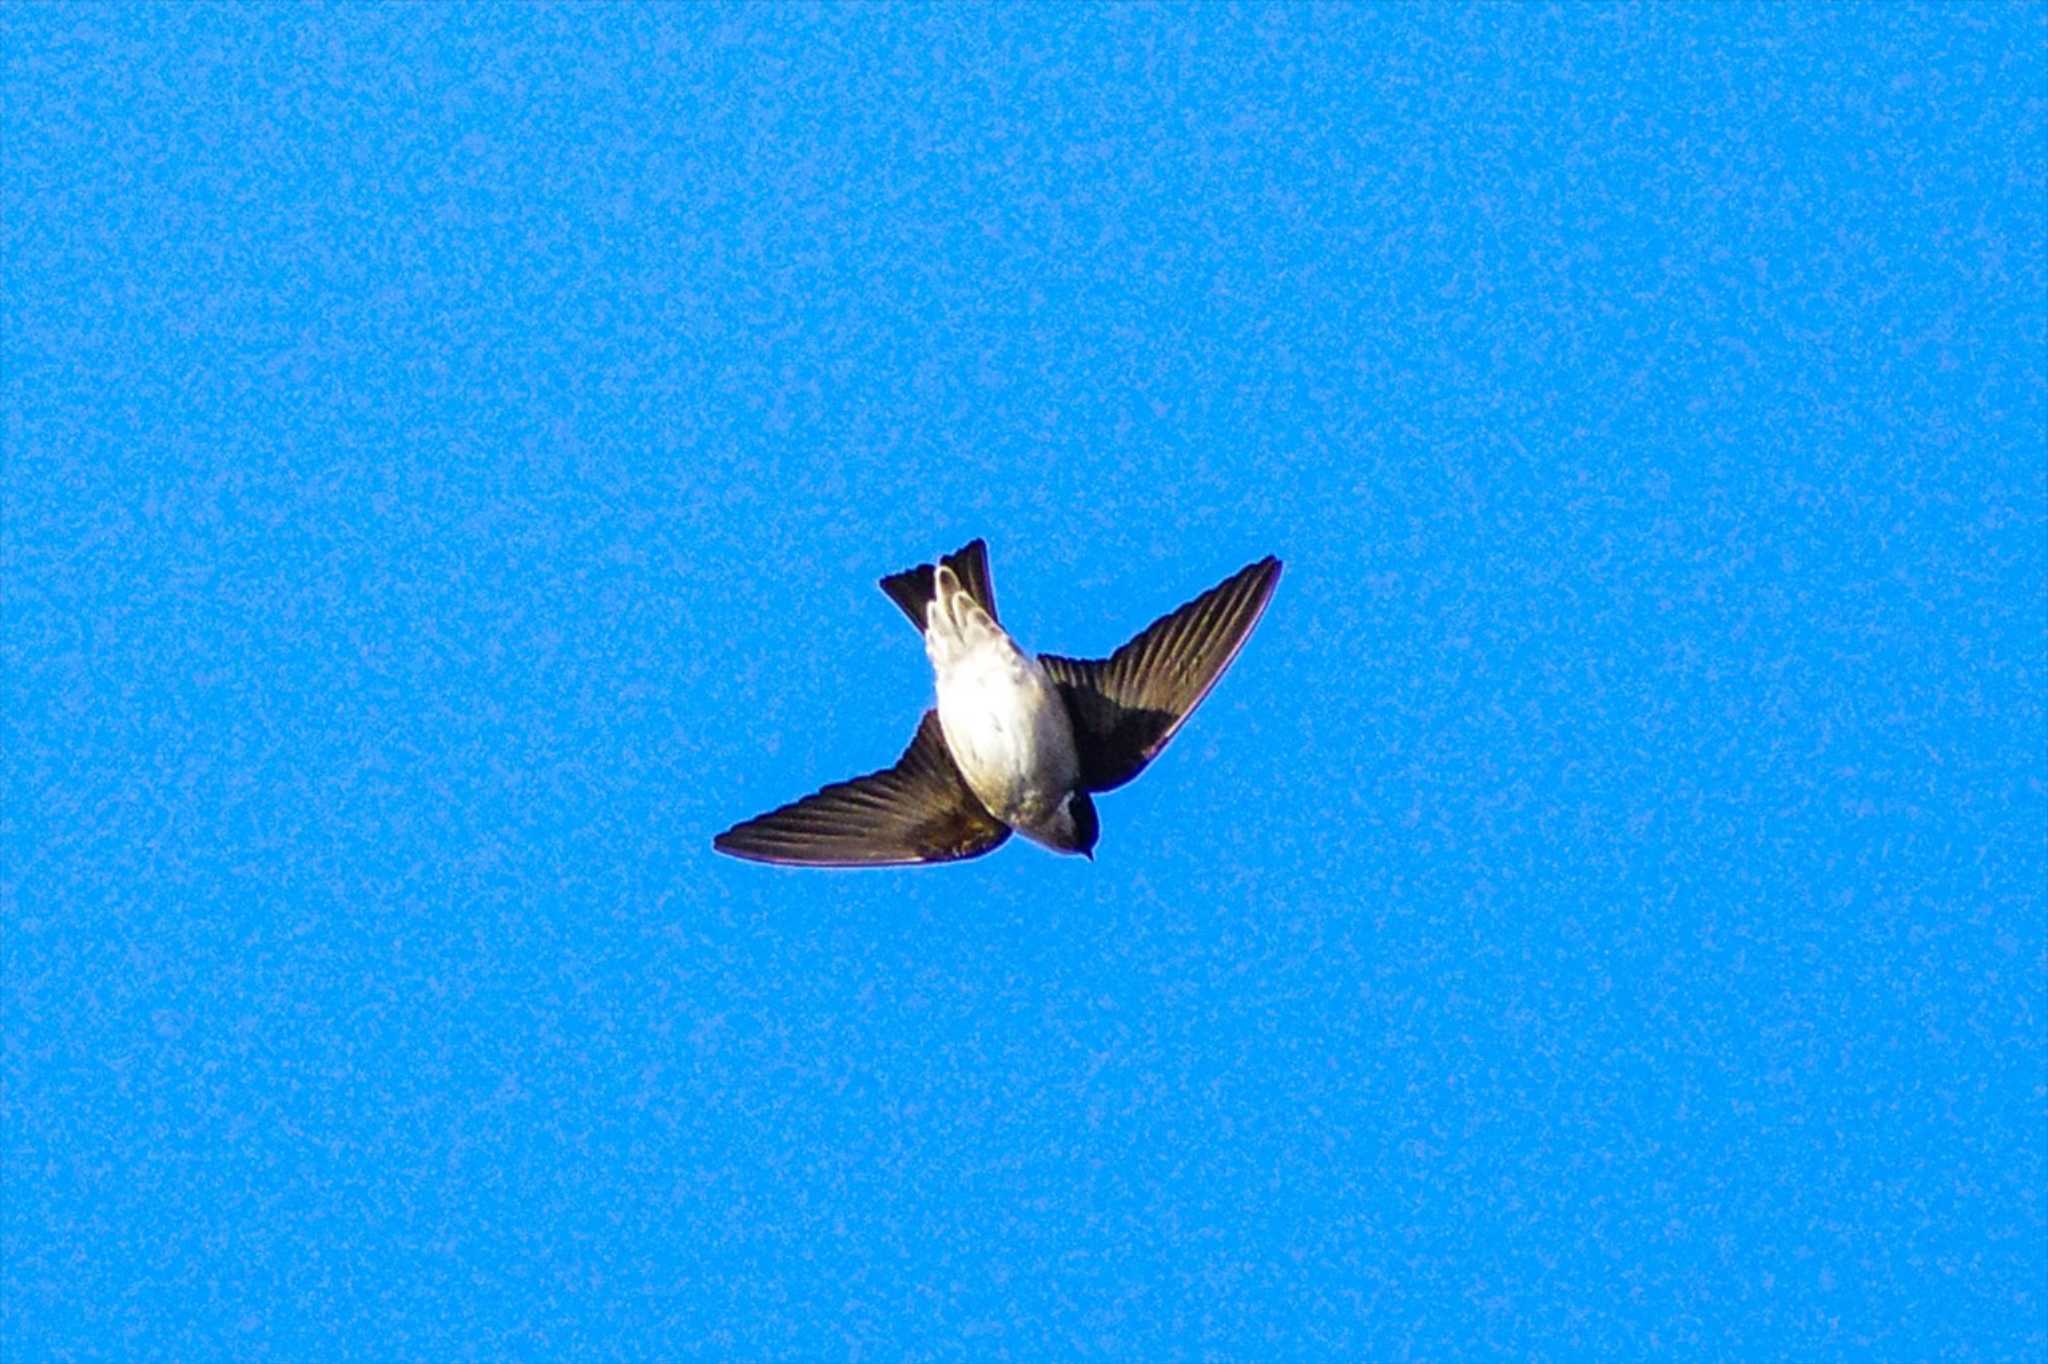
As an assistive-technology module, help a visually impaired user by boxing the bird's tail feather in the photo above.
[879,539,998,632]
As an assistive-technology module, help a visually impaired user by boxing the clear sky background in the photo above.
[6,5,2043,1359]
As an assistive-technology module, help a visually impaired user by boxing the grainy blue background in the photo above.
[5,4,2043,1359]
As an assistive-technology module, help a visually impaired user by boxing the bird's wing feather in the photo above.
[713,710,1012,866]
[1040,556,1281,793]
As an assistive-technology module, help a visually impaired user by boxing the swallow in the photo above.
[713,540,1282,866]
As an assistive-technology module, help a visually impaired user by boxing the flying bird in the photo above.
[713,540,1281,866]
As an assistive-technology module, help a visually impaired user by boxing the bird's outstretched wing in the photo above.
[879,539,998,632]
[713,710,1012,867]
[1040,556,1281,793]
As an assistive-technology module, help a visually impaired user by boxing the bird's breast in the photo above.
[933,637,1078,825]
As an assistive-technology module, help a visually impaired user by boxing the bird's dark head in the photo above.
[1050,790,1099,860]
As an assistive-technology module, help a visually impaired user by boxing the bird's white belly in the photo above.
[934,640,1077,825]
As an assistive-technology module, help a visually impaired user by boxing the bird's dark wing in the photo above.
[879,539,998,632]
[1040,556,1281,793]
[713,710,1012,867]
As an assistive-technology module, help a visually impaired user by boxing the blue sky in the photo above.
[5,4,2043,1358]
